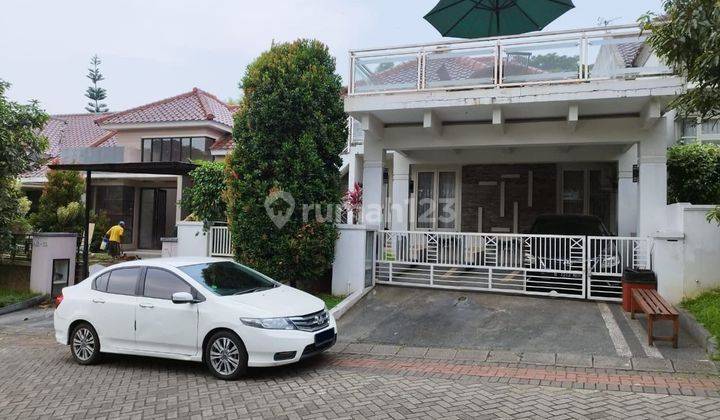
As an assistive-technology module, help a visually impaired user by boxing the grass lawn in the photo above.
[0,289,41,308]
[317,294,346,310]
[682,289,720,358]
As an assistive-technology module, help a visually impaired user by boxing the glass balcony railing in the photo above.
[349,25,674,96]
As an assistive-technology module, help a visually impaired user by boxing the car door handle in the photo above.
[92,299,105,304]
[139,303,154,309]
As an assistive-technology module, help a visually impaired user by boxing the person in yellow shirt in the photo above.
[105,221,125,260]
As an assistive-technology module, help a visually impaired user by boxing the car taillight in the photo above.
[55,294,64,306]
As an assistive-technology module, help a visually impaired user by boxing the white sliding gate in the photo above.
[373,231,650,302]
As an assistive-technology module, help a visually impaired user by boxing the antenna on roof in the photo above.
[596,17,620,27]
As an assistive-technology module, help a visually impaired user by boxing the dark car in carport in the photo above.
[524,215,620,296]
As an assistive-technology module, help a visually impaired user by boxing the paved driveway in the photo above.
[338,285,707,360]
[1,306,719,418]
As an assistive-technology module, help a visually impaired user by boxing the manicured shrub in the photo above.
[667,142,720,204]
[226,39,347,289]
[31,170,85,234]
[181,160,227,227]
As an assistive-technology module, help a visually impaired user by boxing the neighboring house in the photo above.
[20,88,235,252]
[336,24,688,300]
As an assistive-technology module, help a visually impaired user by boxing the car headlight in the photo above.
[240,317,296,330]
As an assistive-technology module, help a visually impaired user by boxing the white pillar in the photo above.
[617,144,638,236]
[391,152,410,231]
[362,136,384,229]
[637,117,671,237]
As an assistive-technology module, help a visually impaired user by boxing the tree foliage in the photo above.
[31,170,86,234]
[85,55,109,113]
[226,39,347,289]
[640,0,720,119]
[181,160,227,227]
[0,79,48,252]
[528,53,579,73]
[667,142,720,204]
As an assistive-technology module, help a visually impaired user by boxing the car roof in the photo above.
[102,257,233,270]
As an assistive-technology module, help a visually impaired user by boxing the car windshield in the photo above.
[529,218,608,236]
[179,261,279,296]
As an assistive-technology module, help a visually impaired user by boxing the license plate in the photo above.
[315,328,335,345]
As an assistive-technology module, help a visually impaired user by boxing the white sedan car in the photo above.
[54,257,337,380]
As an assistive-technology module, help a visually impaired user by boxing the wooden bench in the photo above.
[631,289,679,348]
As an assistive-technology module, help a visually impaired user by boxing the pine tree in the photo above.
[85,55,108,113]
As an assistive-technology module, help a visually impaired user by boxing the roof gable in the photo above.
[95,88,234,127]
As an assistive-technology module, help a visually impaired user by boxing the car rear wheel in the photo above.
[205,331,248,380]
[70,322,101,365]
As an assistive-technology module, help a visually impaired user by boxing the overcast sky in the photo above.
[1,0,663,114]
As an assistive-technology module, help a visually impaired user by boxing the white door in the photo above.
[89,267,142,350]
[414,170,459,231]
[135,268,199,356]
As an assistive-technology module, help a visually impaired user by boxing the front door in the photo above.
[414,170,459,231]
[135,268,199,356]
[139,188,168,249]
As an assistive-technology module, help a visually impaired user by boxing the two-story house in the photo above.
[21,88,235,253]
[336,24,686,301]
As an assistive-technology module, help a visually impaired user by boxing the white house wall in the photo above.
[112,126,226,163]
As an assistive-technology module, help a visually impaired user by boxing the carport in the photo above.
[338,285,707,360]
[48,161,197,278]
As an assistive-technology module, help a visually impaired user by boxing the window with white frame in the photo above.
[679,117,720,143]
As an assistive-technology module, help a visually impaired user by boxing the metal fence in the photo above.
[373,230,650,302]
[209,226,233,257]
[349,25,673,95]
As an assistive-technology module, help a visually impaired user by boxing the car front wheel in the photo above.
[205,331,248,380]
[70,322,101,365]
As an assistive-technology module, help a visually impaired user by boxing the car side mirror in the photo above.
[172,292,195,304]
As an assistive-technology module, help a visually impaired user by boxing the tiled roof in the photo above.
[210,134,234,151]
[95,88,234,127]
[358,55,541,88]
[616,41,646,68]
[23,113,118,178]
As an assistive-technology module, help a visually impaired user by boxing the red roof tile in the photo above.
[210,134,234,151]
[23,113,118,178]
[96,88,234,127]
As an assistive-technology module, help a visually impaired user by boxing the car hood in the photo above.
[222,285,325,318]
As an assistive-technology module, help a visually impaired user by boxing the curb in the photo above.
[330,286,374,320]
[0,294,49,316]
[334,343,720,375]
[679,308,719,359]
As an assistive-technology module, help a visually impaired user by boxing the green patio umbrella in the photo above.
[424,0,575,39]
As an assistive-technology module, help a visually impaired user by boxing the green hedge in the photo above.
[667,142,720,204]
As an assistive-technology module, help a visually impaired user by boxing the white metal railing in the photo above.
[587,236,651,301]
[373,230,651,301]
[375,230,587,299]
[349,24,673,96]
[209,226,233,257]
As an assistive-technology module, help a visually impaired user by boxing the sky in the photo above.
[0,0,664,114]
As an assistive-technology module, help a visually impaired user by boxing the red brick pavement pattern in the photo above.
[329,355,720,396]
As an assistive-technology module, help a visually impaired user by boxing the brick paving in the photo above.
[1,330,720,419]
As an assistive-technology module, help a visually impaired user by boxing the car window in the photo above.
[179,261,278,296]
[93,273,109,292]
[143,268,193,300]
[106,268,141,296]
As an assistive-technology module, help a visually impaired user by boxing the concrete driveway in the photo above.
[338,285,707,360]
